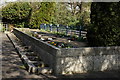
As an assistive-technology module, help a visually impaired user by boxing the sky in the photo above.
[0,0,18,8]
[0,0,17,5]
[0,0,119,6]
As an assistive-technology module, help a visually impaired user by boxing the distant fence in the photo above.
[40,24,87,38]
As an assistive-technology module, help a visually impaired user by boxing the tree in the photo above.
[54,2,91,29]
[76,2,91,30]
[1,2,91,29]
[29,2,56,28]
[54,2,81,26]
[2,2,32,27]
[87,2,120,46]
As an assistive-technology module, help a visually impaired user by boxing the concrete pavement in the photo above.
[1,32,46,79]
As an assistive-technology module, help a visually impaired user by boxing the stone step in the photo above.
[7,33,52,74]
[27,56,39,61]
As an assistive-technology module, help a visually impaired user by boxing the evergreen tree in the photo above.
[87,2,120,46]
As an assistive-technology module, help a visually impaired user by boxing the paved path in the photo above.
[1,32,46,79]
[0,32,2,80]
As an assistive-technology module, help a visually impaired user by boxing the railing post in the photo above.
[66,25,69,35]
[57,24,59,33]
[70,26,73,37]
[44,24,46,30]
[50,24,52,32]
[40,24,42,30]
[79,26,82,38]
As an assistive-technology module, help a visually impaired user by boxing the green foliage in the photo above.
[54,2,91,29]
[1,2,91,29]
[2,2,32,27]
[1,27,6,32]
[87,2,120,46]
[29,2,56,28]
[54,2,80,26]
[76,2,91,30]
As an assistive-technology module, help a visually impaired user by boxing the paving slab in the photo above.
[0,32,2,80]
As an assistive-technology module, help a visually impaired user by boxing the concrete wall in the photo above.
[13,28,120,75]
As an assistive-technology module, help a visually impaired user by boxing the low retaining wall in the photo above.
[13,28,120,75]
[57,47,120,75]
[13,28,60,69]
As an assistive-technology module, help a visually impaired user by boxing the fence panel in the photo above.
[40,24,87,38]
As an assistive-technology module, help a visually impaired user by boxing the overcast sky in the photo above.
[0,0,18,8]
[0,0,119,6]
[0,0,17,5]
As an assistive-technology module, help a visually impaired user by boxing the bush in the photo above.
[2,2,32,27]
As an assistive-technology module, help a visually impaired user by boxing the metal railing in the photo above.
[40,24,87,38]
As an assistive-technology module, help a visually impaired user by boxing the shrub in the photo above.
[2,2,32,27]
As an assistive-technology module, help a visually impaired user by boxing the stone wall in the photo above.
[13,28,60,69]
[13,28,120,75]
[55,48,120,75]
